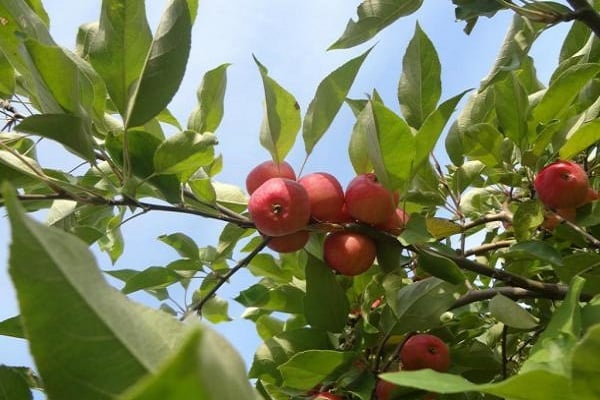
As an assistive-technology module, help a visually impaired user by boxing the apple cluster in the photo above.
[246,160,409,276]
[534,160,598,228]
[376,333,450,400]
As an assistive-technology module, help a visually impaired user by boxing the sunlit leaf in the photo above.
[188,63,230,133]
[279,350,356,390]
[489,294,539,330]
[560,119,600,159]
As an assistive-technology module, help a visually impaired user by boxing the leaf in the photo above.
[363,101,416,192]
[158,232,199,259]
[329,0,424,49]
[153,130,217,179]
[249,328,331,385]
[417,247,466,285]
[201,296,232,324]
[560,119,600,159]
[125,0,192,128]
[188,63,230,133]
[462,123,503,167]
[279,350,356,390]
[0,366,32,400]
[122,266,181,294]
[304,255,350,333]
[503,240,564,267]
[303,47,372,154]
[572,323,600,398]
[213,181,248,213]
[494,72,528,145]
[0,315,24,338]
[425,217,463,239]
[398,23,441,129]
[121,326,256,400]
[489,294,539,330]
[15,114,95,161]
[532,63,600,125]
[512,200,544,242]
[348,104,372,174]
[385,277,463,332]
[381,369,572,399]
[255,56,301,164]
[3,183,187,400]
[0,52,15,97]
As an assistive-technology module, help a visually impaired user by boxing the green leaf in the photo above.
[385,277,463,332]
[0,315,24,338]
[188,63,230,133]
[329,0,424,49]
[279,350,356,390]
[304,255,350,333]
[255,56,301,164]
[249,328,331,385]
[0,52,16,97]
[158,232,199,259]
[121,326,256,400]
[0,366,32,400]
[494,72,528,145]
[348,104,372,174]
[559,21,590,63]
[417,247,466,285]
[3,184,187,400]
[512,200,544,241]
[201,296,232,324]
[122,266,181,294]
[398,23,441,129]
[560,119,600,159]
[572,323,600,398]
[363,101,416,192]
[489,294,539,330]
[88,0,152,116]
[532,63,600,125]
[381,369,572,399]
[462,123,503,167]
[303,47,371,154]
[213,181,248,213]
[503,240,564,267]
[125,0,192,128]
[15,114,95,161]
[521,276,584,376]
[153,130,217,180]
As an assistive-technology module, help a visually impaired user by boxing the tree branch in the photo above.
[567,0,600,39]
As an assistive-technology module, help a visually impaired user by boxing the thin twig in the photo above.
[567,0,600,39]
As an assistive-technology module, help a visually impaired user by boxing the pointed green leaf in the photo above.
[560,119,600,159]
[0,53,16,97]
[279,350,356,390]
[0,366,32,400]
[348,106,372,174]
[154,130,217,179]
[0,315,24,339]
[329,0,423,49]
[158,232,199,259]
[489,294,539,330]
[254,56,301,164]
[363,101,416,191]
[122,266,181,294]
[15,114,95,161]
[494,72,528,145]
[188,63,230,133]
[303,48,371,154]
[304,255,350,333]
[398,23,441,129]
[572,323,600,398]
[503,240,564,267]
[201,296,232,324]
[462,123,503,167]
[121,326,256,400]
[125,0,192,128]
[3,184,188,400]
[417,247,466,285]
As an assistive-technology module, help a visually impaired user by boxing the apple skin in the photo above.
[534,161,590,209]
[266,230,309,253]
[400,334,450,372]
[248,178,310,237]
[345,173,397,225]
[313,393,343,400]
[376,208,410,235]
[246,160,296,194]
[542,208,577,230]
[299,172,345,222]
[375,379,397,400]
[323,232,376,276]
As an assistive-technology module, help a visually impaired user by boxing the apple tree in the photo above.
[1,0,600,399]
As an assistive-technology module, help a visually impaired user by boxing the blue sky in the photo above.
[0,0,570,390]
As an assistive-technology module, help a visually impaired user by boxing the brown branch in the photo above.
[451,287,558,309]
[463,240,516,257]
[567,0,600,39]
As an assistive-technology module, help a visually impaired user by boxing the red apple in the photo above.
[400,334,450,372]
[248,178,310,237]
[298,172,345,222]
[542,208,576,230]
[375,379,397,400]
[266,230,309,253]
[376,208,410,235]
[323,232,376,276]
[331,203,354,223]
[345,173,397,225]
[534,160,590,209]
[246,160,296,194]
[313,393,343,400]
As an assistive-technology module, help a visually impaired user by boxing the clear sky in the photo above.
[0,0,570,392]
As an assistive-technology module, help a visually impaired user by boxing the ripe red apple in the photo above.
[534,160,590,209]
[376,208,410,235]
[323,232,376,276]
[313,393,343,400]
[345,173,397,225]
[400,334,450,372]
[266,230,309,253]
[298,172,345,222]
[331,203,354,223]
[248,178,310,237]
[246,160,296,194]
[375,379,398,400]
